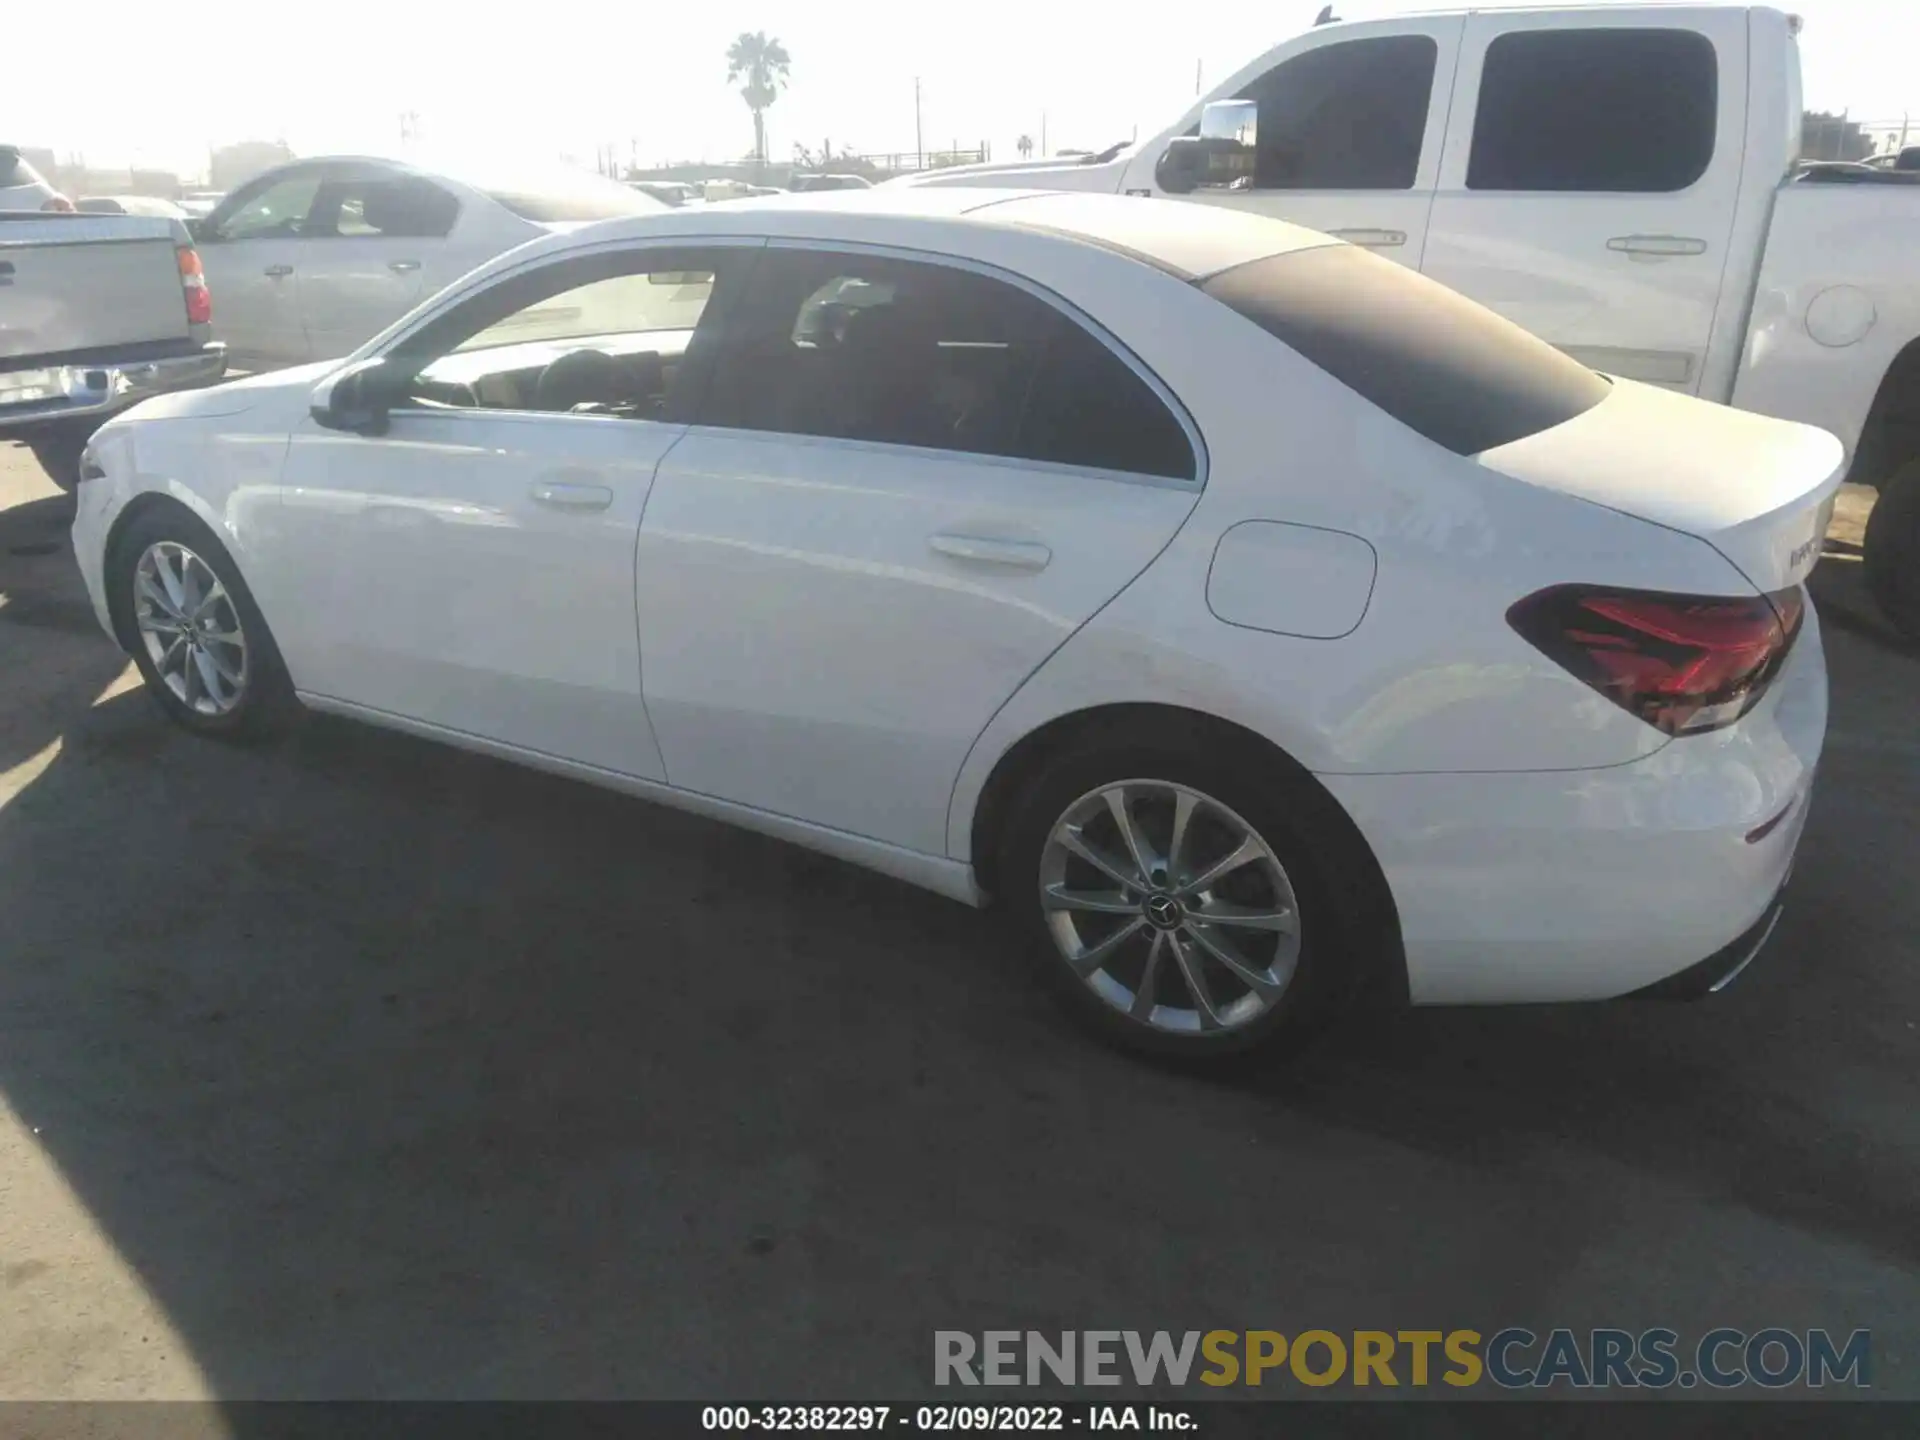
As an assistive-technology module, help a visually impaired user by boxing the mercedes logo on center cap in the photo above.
[1144,894,1183,930]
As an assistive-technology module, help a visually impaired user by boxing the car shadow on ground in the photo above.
[0,549,1915,1402]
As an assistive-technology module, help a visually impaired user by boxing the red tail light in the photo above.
[1508,584,1806,736]
[41,194,76,213]
[176,245,212,325]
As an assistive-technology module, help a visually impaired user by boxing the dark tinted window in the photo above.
[703,251,1195,479]
[1467,30,1718,192]
[1022,319,1195,479]
[318,175,460,239]
[1228,36,1436,190]
[1203,245,1610,455]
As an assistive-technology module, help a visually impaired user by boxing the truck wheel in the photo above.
[27,425,93,491]
[1863,459,1920,640]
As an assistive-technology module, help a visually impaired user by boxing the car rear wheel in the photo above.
[109,507,297,740]
[997,730,1373,1063]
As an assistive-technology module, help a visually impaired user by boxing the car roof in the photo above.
[544,187,1336,282]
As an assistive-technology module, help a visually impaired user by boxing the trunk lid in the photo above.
[1476,376,1845,593]
[893,156,1130,192]
[0,214,189,362]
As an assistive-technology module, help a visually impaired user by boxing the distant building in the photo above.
[1801,111,1873,163]
[210,141,293,192]
[129,168,182,199]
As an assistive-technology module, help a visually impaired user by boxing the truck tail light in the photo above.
[1507,583,1806,736]
[177,245,212,325]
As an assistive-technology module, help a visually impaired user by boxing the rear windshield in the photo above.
[1200,245,1610,454]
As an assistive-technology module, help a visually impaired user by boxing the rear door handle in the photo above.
[389,259,421,273]
[1327,228,1407,248]
[928,534,1052,571]
[263,264,294,278]
[531,479,614,511]
[1607,235,1708,257]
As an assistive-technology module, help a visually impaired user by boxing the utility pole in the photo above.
[1196,59,1203,96]
[915,77,924,171]
[1041,111,1047,157]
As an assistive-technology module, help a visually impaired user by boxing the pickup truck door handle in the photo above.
[1328,228,1407,248]
[928,534,1052,571]
[530,479,614,511]
[1607,235,1708,258]
[263,264,294,278]
[388,259,421,273]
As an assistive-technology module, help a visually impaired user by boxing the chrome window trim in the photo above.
[365,231,1210,491]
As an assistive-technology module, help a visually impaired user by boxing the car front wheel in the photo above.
[109,507,297,739]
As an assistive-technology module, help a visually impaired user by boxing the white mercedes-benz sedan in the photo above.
[70,188,1840,1061]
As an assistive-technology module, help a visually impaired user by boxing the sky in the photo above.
[7,0,1919,180]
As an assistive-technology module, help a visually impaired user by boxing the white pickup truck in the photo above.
[2,176,226,486]
[901,3,1920,637]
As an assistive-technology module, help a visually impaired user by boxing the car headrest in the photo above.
[535,349,624,412]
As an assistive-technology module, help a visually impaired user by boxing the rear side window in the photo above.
[1022,319,1195,479]
[1202,245,1610,455]
[702,250,1196,480]
[1225,36,1437,191]
[1467,29,1718,192]
[325,176,460,239]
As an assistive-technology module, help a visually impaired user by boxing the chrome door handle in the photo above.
[388,259,421,273]
[1607,235,1708,257]
[531,480,614,511]
[263,264,294,278]
[928,534,1052,571]
[1328,228,1407,248]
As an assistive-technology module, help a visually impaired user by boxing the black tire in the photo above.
[1863,459,1920,640]
[995,722,1389,1065]
[28,424,93,491]
[107,504,299,740]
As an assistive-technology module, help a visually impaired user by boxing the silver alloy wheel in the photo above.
[1038,779,1301,1034]
[132,540,249,716]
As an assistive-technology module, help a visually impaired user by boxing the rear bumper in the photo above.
[0,342,226,434]
[1626,880,1789,1000]
[1320,609,1826,1005]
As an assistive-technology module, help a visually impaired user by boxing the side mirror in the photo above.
[1199,99,1259,147]
[311,357,404,435]
[1156,99,1259,194]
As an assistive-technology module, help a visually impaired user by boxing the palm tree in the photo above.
[1016,134,1034,160]
[726,31,792,175]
